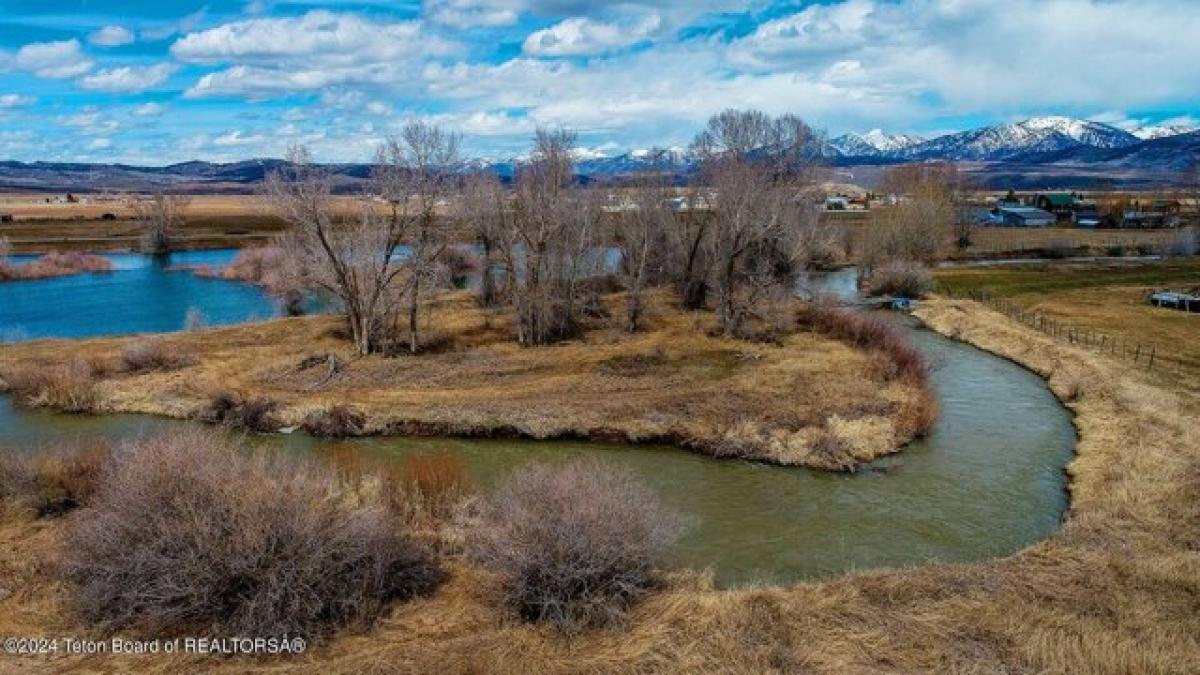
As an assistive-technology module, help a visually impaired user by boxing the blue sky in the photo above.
[0,0,1198,164]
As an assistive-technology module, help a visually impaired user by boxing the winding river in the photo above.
[0,253,1076,585]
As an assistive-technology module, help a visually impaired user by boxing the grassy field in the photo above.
[0,291,932,471]
[2,295,1198,673]
[934,257,1200,390]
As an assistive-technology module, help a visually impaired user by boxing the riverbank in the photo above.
[1,294,1196,673]
[0,291,934,471]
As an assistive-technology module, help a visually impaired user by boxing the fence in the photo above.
[942,287,1161,371]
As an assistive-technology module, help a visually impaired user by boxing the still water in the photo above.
[0,254,1075,585]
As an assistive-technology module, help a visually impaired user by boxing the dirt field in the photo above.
[2,294,1197,673]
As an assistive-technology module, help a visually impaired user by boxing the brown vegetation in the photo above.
[1,296,1199,673]
[0,443,110,517]
[119,339,198,373]
[468,460,683,631]
[60,430,443,638]
[0,291,932,471]
[1,359,99,412]
[0,250,113,281]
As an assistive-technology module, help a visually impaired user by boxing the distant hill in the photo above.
[0,117,1196,192]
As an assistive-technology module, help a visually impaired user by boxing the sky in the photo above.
[0,0,1198,165]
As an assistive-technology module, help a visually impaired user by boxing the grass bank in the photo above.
[935,257,1200,390]
[1,294,1197,673]
[0,291,933,471]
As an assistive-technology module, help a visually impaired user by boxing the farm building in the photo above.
[1034,193,1077,221]
[994,206,1056,227]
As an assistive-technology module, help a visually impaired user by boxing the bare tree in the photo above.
[691,110,822,337]
[134,192,191,255]
[266,145,408,356]
[864,162,959,269]
[459,172,513,307]
[507,129,598,346]
[372,122,463,353]
[613,151,674,331]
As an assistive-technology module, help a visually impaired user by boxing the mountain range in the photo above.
[0,117,1196,192]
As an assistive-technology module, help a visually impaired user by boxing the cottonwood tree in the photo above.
[135,192,191,256]
[613,151,675,331]
[372,122,463,353]
[459,171,514,307]
[866,162,960,268]
[266,145,406,356]
[691,109,824,337]
[507,129,598,346]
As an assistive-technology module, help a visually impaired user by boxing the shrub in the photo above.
[61,430,443,638]
[383,452,472,526]
[796,304,930,384]
[0,443,112,516]
[119,339,197,373]
[197,391,278,432]
[302,404,365,438]
[0,252,114,281]
[3,360,99,412]
[1044,238,1073,259]
[468,460,684,631]
[866,260,933,298]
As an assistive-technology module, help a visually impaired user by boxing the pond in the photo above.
[0,253,1076,586]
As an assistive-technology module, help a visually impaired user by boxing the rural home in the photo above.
[993,206,1057,227]
[1034,193,1077,222]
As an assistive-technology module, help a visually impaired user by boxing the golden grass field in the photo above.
[1,294,1197,673]
[935,258,1200,392]
[0,291,931,471]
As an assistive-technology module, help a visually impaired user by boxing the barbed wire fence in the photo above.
[941,287,1163,371]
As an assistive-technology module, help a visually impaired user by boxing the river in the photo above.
[0,253,1075,585]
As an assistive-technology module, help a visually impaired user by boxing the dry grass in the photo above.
[119,339,198,373]
[935,258,1200,391]
[0,295,1198,672]
[0,290,931,470]
[0,251,113,281]
[0,359,100,412]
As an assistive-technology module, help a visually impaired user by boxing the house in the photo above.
[994,206,1056,227]
[1034,193,1077,222]
[1121,211,1172,228]
[824,196,850,211]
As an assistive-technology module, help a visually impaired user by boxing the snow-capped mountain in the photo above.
[901,116,1139,161]
[830,129,925,157]
[1130,124,1198,140]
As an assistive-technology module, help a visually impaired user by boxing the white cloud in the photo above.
[0,94,35,108]
[213,130,267,146]
[58,109,120,136]
[15,39,94,79]
[89,25,136,47]
[424,0,518,28]
[174,11,457,98]
[132,102,166,117]
[142,9,208,41]
[87,138,113,150]
[523,14,661,56]
[79,63,176,92]
[727,0,874,69]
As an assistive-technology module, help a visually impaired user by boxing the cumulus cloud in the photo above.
[79,63,175,92]
[174,11,457,97]
[213,130,267,146]
[0,93,35,108]
[15,39,94,79]
[424,0,518,28]
[89,25,136,47]
[523,14,662,57]
[58,109,120,136]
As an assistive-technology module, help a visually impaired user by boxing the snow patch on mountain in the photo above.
[1130,124,1198,140]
